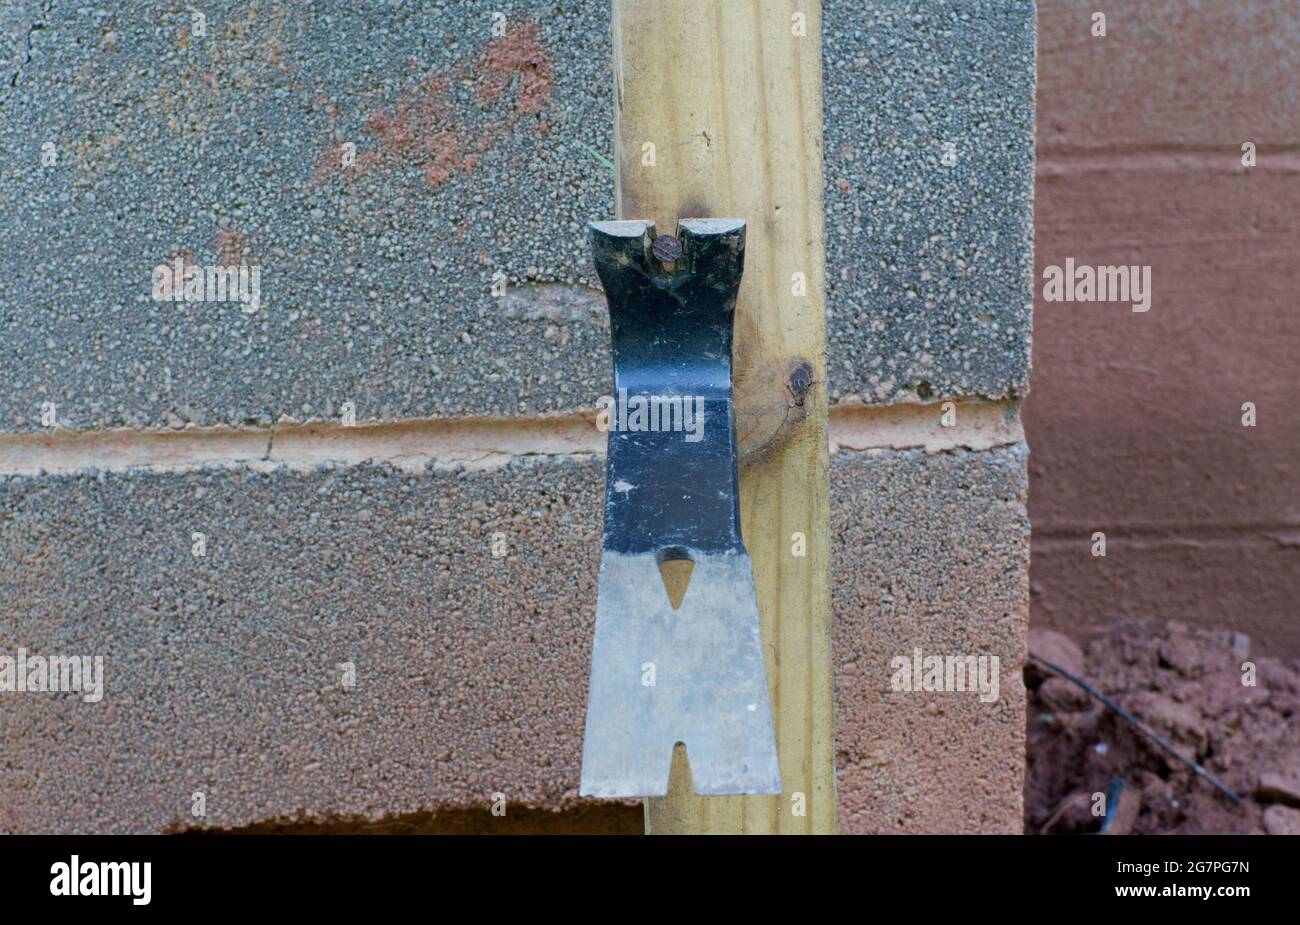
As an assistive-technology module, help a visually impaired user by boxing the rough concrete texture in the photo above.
[831,445,1029,834]
[0,1,1036,834]
[0,0,613,430]
[0,458,603,833]
[1028,0,1300,654]
[823,0,1036,404]
[0,444,1028,833]
[1,0,1034,431]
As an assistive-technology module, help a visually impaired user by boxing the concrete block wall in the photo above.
[1,1,1034,834]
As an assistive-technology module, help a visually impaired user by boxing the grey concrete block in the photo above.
[0,458,604,833]
[1,443,1028,833]
[823,0,1036,403]
[830,443,1030,834]
[0,0,613,431]
[0,2,36,109]
[3,1,1033,432]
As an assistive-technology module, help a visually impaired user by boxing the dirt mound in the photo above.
[1025,621,1300,834]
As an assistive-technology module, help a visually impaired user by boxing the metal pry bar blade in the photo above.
[579,218,781,798]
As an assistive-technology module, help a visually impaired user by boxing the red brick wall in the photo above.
[1028,1,1300,653]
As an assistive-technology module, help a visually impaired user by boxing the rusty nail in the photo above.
[652,233,683,267]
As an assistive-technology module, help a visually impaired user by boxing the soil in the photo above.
[1025,621,1300,834]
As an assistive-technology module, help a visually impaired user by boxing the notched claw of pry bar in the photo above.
[579,218,781,798]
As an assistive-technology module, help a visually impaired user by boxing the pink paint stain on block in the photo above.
[308,20,553,191]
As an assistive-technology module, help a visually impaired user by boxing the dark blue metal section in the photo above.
[590,221,747,556]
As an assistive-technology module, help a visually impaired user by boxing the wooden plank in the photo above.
[611,0,836,834]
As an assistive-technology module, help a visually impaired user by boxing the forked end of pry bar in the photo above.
[579,217,780,799]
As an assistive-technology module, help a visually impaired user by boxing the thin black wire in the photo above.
[1030,654,1244,807]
